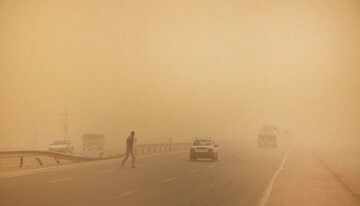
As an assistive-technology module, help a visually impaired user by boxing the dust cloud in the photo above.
[1,0,360,152]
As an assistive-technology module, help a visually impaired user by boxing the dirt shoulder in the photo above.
[266,140,360,206]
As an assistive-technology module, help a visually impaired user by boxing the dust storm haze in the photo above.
[1,0,360,151]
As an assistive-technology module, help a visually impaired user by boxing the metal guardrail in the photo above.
[0,142,192,168]
[135,142,191,155]
[0,150,123,168]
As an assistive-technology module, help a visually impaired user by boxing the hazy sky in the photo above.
[1,0,360,149]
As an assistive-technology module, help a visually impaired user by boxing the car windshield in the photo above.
[193,140,212,146]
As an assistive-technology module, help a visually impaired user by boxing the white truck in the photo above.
[258,125,279,148]
[82,133,105,153]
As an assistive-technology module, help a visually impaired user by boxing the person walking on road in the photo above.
[122,131,136,168]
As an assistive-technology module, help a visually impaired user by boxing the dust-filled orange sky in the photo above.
[0,0,360,149]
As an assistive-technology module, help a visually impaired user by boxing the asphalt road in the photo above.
[0,141,359,206]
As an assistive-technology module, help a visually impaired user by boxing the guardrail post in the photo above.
[20,156,24,168]
[35,157,43,166]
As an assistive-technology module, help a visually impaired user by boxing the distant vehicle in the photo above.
[258,125,279,148]
[82,133,105,153]
[48,140,74,154]
[190,138,219,161]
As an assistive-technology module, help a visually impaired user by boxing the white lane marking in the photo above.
[51,177,72,183]
[161,177,177,182]
[258,150,291,206]
[189,170,198,173]
[115,190,138,199]
[100,169,115,174]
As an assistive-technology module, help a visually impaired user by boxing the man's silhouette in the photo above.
[122,131,136,168]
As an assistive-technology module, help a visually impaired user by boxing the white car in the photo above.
[49,140,74,154]
[189,138,219,161]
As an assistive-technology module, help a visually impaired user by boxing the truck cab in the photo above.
[258,125,279,148]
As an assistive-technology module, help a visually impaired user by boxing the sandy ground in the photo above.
[267,138,360,206]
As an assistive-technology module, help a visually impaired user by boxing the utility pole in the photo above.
[63,106,68,140]
[113,112,120,140]
[33,110,39,149]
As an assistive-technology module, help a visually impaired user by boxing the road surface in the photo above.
[0,141,359,206]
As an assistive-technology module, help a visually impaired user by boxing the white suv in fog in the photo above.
[48,140,74,154]
[190,138,219,161]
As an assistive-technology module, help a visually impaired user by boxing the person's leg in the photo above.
[131,150,136,168]
[122,151,129,167]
